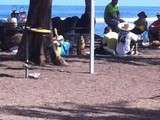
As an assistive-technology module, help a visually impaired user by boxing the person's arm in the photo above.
[144,21,148,31]
[130,32,139,42]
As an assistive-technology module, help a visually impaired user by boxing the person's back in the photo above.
[116,32,138,56]
[104,29,118,50]
[103,27,118,55]
[116,22,139,56]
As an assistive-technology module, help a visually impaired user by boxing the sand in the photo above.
[0,48,160,120]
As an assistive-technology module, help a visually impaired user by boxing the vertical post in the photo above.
[90,0,95,74]
[25,27,29,78]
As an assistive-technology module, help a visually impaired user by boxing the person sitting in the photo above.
[18,7,27,22]
[131,11,149,46]
[52,28,71,57]
[116,22,139,57]
[104,0,123,32]
[132,11,148,35]
[8,10,18,28]
[103,27,118,55]
[148,12,160,47]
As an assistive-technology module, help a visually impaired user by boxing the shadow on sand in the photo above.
[0,54,17,62]
[0,73,15,78]
[0,101,159,120]
[95,55,160,66]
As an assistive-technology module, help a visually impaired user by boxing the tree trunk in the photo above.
[85,0,91,14]
[17,0,67,65]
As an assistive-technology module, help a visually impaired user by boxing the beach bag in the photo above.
[141,31,149,43]
[60,41,71,56]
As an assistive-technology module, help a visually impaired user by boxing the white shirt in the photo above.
[116,32,139,56]
[8,17,18,27]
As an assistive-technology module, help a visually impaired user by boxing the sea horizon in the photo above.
[0,5,159,35]
[0,5,159,17]
[0,4,160,7]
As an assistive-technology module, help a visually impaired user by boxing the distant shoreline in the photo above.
[1,17,157,24]
[96,17,157,23]
[0,5,160,7]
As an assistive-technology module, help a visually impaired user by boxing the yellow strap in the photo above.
[30,28,52,33]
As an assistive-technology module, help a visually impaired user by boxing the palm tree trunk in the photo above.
[17,0,67,65]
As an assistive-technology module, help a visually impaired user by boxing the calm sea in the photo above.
[0,5,159,35]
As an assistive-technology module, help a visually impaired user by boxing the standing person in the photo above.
[104,0,123,32]
[116,22,139,56]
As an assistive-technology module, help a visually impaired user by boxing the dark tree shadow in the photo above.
[0,54,17,62]
[95,54,160,66]
[95,48,160,66]
[0,64,8,67]
[148,96,160,100]
[6,67,24,70]
[0,73,15,78]
[0,101,160,120]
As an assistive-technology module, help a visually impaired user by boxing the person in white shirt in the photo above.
[116,22,139,56]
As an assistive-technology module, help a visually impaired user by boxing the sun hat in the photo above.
[137,11,147,18]
[118,22,135,31]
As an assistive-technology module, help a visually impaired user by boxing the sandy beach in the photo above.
[0,47,160,120]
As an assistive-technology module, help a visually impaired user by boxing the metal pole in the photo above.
[25,27,29,78]
[90,0,95,74]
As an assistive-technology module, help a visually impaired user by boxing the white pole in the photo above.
[90,0,95,74]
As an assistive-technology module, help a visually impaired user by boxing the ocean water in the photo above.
[0,5,159,36]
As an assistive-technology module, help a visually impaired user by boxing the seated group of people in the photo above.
[103,11,160,57]
[103,0,160,57]
[103,22,139,57]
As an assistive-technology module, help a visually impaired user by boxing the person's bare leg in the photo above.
[134,42,138,55]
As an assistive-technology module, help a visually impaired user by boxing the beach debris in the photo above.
[142,42,150,47]
[151,40,160,48]
[85,51,90,55]
[28,72,40,79]
[59,69,65,72]
[10,46,18,54]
